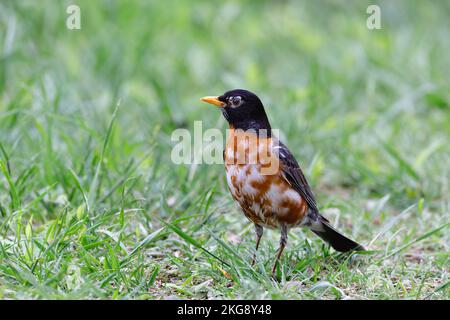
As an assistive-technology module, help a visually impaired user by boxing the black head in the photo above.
[201,89,271,132]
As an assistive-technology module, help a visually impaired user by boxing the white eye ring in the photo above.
[230,96,242,107]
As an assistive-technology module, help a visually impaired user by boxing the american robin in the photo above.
[201,89,364,274]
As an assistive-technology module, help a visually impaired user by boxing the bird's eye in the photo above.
[230,96,242,107]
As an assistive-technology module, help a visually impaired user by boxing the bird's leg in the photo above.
[272,224,288,275]
[251,224,263,266]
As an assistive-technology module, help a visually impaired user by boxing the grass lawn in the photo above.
[0,0,448,299]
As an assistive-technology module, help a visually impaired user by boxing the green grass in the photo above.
[0,0,449,299]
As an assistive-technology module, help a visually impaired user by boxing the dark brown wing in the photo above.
[275,140,319,214]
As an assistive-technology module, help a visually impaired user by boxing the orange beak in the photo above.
[200,96,226,107]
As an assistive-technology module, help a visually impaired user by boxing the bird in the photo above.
[200,89,364,275]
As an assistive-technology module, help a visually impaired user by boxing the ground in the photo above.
[0,0,448,299]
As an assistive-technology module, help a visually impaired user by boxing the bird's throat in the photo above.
[221,107,272,136]
[227,119,272,137]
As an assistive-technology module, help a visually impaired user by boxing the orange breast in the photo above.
[224,129,308,228]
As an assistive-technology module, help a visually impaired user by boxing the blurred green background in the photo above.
[0,0,448,299]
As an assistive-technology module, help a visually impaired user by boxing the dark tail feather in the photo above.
[311,217,365,252]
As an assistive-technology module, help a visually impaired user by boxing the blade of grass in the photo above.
[158,218,230,267]
[369,203,416,246]
[380,140,420,181]
[424,281,450,300]
[68,168,89,212]
[88,100,120,211]
[379,221,450,262]
[0,159,20,209]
